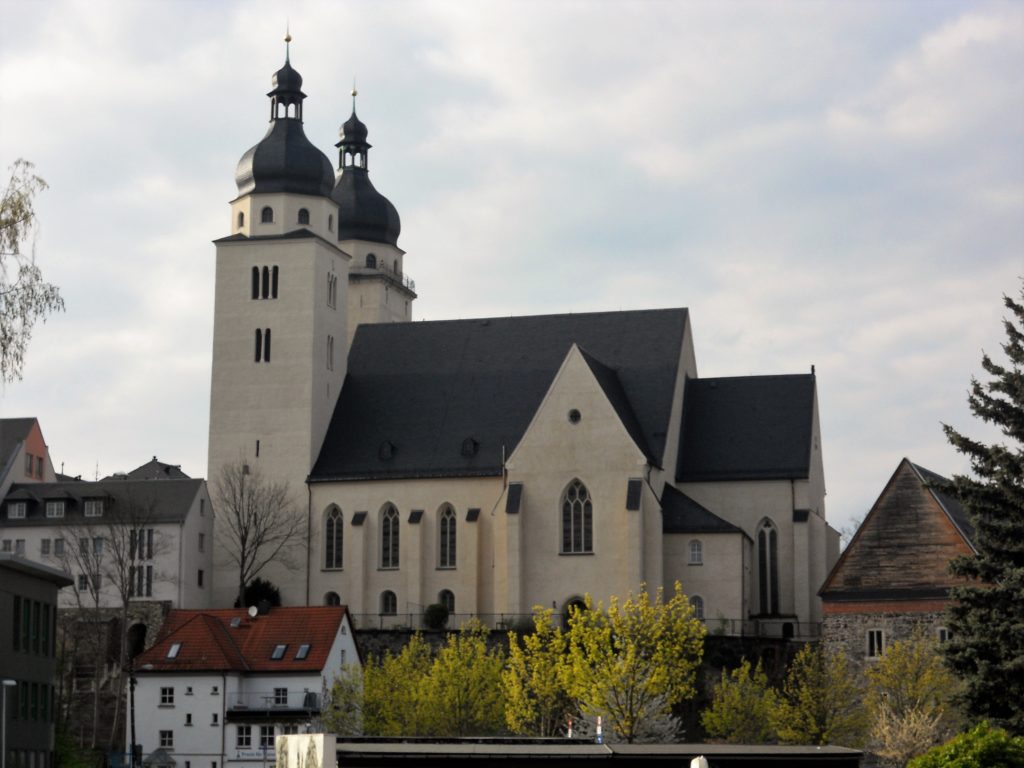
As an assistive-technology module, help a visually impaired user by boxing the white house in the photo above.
[129,606,360,768]
[206,45,840,638]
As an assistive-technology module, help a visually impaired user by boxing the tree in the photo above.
[563,583,706,743]
[360,633,434,736]
[503,608,575,737]
[321,663,364,736]
[213,461,304,608]
[772,644,868,747]
[701,658,779,744]
[1,159,64,382]
[233,577,282,608]
[909,722,1024,768]
[865,633,963,765]
[941,288,1024,733]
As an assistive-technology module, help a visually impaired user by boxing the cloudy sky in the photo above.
[1,0,1021,535]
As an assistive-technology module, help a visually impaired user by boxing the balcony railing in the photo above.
[227,690,320,711]
[350,260,416,293]
[346,612,821,640]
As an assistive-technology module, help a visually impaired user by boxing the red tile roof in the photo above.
[134,606,349,673]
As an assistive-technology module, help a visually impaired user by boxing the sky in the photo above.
[1,0,1021,537]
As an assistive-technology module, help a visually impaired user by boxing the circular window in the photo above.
[568,409,582,424]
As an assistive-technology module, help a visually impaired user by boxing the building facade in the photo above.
[820,458,973,666]
[208,47,840,638]
[0,554,74,768]
[129,606,360,768]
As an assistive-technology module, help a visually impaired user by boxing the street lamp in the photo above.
[2,679,18,768]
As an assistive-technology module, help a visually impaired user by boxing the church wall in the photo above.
[664,531,747,628]
[209,234,348,607]
[229,193,339,242]
[307,475,505,618]
[505,348,650,615]
[342,240,413,345]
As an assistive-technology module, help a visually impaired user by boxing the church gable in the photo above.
[310,309,687,482]
[820,458,975,600]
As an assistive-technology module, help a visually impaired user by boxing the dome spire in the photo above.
[351,79,358,114]
[284,24,292,64]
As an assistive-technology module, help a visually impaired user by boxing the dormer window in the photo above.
[84,500,104,518]
[45,501,64,519]
[7,502,26,519]
[167,642,182,659]
[261,206,273,224]
[271,644,287,660]
[298,208,310,225]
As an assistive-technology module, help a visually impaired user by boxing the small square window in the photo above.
[259,725,274,748]
[160,687,174,705]
[271,644,287,660]
[45,501,64,519]
[294,644,310,660]
[211,685,219,695]
[77,575,88,591]
[159,731,173,748]
[212,713,218,725]
[7,502,26,519]
[84,500,104,517]
[937,627,952,644]
[185,714,192,726]
[866,629,885,658]
[186,687,193,695]
[273,688,287,706]
[167,642,182,659]
[236,725,251,748]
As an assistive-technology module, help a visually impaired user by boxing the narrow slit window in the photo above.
[271,266,279,299]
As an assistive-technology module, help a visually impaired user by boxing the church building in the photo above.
[207,44,840,638]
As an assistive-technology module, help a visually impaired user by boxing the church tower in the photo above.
[331,93,416,344]
[208,40,349,606]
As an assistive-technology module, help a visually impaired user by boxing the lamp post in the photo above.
[2,679,18,768]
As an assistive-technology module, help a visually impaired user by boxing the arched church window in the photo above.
[438,505,456,568]
[757,519,780,615]
[251,267,259,300]
[271,266,279,299]
[261,206,273,224]
[254,329,262,362]
[298,208,310,225]
[689,539,703,565]
[690,595,705,621]
[237,211,245,229]
[438,589,455,613]
[325,507,343,570]
[325,591,341,606]
[561,479,593,554]
[262,266,270,299]
[381,504,399,569]
[366,253,377,268]
[380,590,397,615]
[263,328,271,362]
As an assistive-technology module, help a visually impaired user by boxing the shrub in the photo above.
[908,722,1024,768]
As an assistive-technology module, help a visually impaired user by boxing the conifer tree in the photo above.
[941,288,1024,733]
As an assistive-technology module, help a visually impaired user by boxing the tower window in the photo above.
[251,267,259,299]
[261,266,269,299]
[255,329,271,362]
[260,206,273,224]
[255,329,262,362]
[298,208,310,225]
[366,253,376,268]
[327,335,335,371]
[271,265,279,298]
[237,212,244,229]
[328,214,334,231]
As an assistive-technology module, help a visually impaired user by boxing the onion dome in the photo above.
[331,97,401,246]
[234,43,334,198]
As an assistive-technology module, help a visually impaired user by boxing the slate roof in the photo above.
[911,462,975,547]
[0,418,35,466]
[311,309,689,481]
[1,478,203,527]
[134,607,349,673]
[578,347,654,462]
[677,374,816,482]
[106,457,190,481]
[661,484,745,535]
[0,553,74,587]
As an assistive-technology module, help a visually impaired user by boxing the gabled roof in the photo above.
[819,458,975,600]
[0,418,36,464]
[106,457,190,481]
[677,374,816,482]
[134,607,349,673]
[311,309,689,481]
[661,484,745,535]
[0,553,74,587]
[1,478,203,527]
[578,347,654,463]
[910,462,975,546]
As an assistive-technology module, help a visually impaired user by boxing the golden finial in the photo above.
[284,23,292,62]
[351,78,358,112]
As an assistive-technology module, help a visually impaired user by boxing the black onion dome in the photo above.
[235,120,335,197]
[270,60,303,95]
[340,112,368,144]
[331,170,401,246]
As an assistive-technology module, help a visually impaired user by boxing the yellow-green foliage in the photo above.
[422,620,506,736]
[503,608,573,736]
[362,633,434,735]
[772,644,869,748]
[701,658,778,743]
[322,664,364,736]
[563,582,706,743]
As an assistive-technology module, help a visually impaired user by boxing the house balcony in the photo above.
[225,690,320,721]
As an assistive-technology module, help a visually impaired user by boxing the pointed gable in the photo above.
[311,309,688,481]
[820,459,975,601]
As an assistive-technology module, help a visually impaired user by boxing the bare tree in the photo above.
[213,461,304,608]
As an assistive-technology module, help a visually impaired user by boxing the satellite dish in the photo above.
[248,605,258,618]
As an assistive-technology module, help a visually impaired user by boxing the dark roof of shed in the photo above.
[910,462,975,546]
[661,484,745,535]
[1,478,203,527]
[311,309,688,481]
[677,374,816,482]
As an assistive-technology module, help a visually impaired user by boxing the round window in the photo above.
[568,409,582,424]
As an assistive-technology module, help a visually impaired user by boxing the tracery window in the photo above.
[561,479,593,554]
[381,504,399,569]
[324,507,343,569]
[757,519,779,614]
[438,505,456,568]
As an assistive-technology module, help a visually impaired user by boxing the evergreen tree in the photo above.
[941,288,1024,733]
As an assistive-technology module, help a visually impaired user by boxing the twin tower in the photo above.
[207,46,414,515]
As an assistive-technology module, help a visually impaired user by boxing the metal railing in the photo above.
[347,612,821,639]
[227,690,320,710]
[350,260,416,293]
